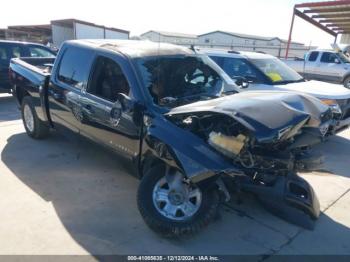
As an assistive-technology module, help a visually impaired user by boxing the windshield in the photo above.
[338,52,350,63]
[135,55,235,107]
[250,57,303,84]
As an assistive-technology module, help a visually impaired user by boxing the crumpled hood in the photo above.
[274,80,350,100]
[166,91,330,143]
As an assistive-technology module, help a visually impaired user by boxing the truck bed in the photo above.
[10,57,55,87]
[281,58,305,74]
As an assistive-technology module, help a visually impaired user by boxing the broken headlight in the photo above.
[208,132,247,158]
[321,99,342,115]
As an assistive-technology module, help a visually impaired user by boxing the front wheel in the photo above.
[344,76,350,89]
[137,164,219,237]
[21,96,50,139]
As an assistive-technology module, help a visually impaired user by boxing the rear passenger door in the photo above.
[49,46,95,133]
[79,54,141,160]
[0,45,9,89]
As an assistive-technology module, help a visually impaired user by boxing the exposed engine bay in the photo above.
[164,92,333,229]
[171,112,324,180]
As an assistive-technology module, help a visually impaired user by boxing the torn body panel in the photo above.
[166,91,331,143]
[143,91,331,229]
[141,114,243,183]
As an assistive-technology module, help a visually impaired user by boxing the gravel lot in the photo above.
[0,93,350,259]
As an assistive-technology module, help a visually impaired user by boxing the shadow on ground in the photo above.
[0,95,20,122]
[314,134,350,179]
[1,131,350,255]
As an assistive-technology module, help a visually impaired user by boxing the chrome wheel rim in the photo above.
[23,104,34,132]
[152,171,202,221]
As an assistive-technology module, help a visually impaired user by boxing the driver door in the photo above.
[79,54,141,160]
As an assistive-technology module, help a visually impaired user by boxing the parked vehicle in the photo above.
[205,50,350,134]
[10,40,333,236]
[283,49,350,88]
[0,40,56,93]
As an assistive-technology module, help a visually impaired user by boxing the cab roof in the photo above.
[0,39,45,46]
[66,39,195,58]
[201,49,275,59]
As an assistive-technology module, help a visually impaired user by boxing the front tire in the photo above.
[21,96,50,139]
[137,164,219,237]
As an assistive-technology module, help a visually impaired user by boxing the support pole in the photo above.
[285,9,296,59]
[334,34,338,44]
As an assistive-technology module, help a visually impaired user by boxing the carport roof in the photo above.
[294,1,350,36]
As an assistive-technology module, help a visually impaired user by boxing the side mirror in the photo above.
[233,76,250,89]
[334,58,341,64]
[110,93,134,127]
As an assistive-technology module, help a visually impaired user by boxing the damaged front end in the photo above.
[162,91,332,229]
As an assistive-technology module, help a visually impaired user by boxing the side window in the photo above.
[87,56,130,102]
[0,46,9,64]
[320,52,338,63]
[224,58,259,80]
[28,46,55,58]
[58,47,94,89]
[209,56,224,67]
[10,46,22,59]
[308,52,319,62]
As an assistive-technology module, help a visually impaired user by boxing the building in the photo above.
[0,24,52,43]
[197,31,312,58]
[140,30,198,46]
[341,34,350,44]
[138,30,311,58]
[51,19,129,47]
[0,19,129,47]
[198,31,304,48]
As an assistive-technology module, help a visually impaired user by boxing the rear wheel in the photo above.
[137,164,219,237]
[21,96,49,139]
[344,76,350,89]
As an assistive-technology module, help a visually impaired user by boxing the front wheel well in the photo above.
[15,85,30,105]
[343,74,350,83]
[139,154,166,179]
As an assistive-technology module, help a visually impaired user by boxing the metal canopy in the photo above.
[285,0,350,58]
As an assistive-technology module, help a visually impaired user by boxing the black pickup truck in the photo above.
[10,40,333,236]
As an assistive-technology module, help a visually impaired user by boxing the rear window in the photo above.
[0,47,8,61]
[308,51,319,62]
[57,47,94,89]
[28,46,55,58]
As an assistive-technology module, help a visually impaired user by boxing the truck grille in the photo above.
[321,108,333,122]
[336,99,350,120]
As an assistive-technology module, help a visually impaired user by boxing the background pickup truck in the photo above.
[9,39,332,236]
[0,40,56,93]
[283,50,350,88]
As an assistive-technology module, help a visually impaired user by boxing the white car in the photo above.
[204,50,350,134]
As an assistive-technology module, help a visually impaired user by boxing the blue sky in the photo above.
[0,0,337,47]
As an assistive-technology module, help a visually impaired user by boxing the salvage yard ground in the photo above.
[0,93,350,258]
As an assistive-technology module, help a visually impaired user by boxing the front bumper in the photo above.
[237,172,320,230]
[330,116,350,134]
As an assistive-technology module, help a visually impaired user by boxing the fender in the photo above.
[140,114,242,183]
[342,72,350,83]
